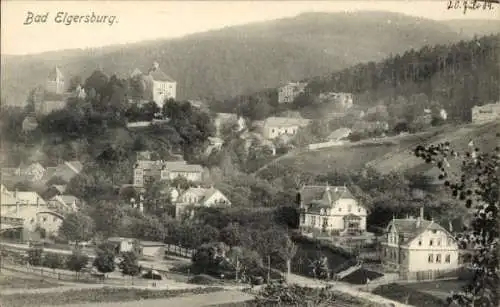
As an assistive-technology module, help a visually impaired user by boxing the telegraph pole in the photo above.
[267,255,271,284]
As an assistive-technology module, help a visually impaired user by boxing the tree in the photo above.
[27,248,43,266]
[220,223,242,247]
[59,212,95,244]
[66,250,89,277]
[43,253,64,271]
[118,251,141,277]
[93,247,115,276]
[256,284,336,306]
[414,136,499,306]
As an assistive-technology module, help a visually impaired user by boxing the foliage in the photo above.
[118,251,141,276]
[43,253,65,270]
[59,212,95,243]
[0,287,224,307]
[66,251,89,273]
[373,283,444,307]
[191,242,229,273]
[93,246,116,274]
[27,248,43,266]
[255,283,337,307]
[414,137,499,306]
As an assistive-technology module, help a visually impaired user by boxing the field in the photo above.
[372,280,467,307]
[0,286,224,307]
[260,121,500,177]
[403,280,468,300]
[0,274,61,289]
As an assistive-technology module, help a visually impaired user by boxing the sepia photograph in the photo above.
[0,1,499,306]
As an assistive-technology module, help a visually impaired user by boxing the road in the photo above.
[1,242,412,307]
[35,290,255,307]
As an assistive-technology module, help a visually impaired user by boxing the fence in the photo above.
[164,244,194,259]
[1,263,104,283]
[399,267,470,281]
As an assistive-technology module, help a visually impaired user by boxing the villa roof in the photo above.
[387,218,451,246]
[300,185,354,205]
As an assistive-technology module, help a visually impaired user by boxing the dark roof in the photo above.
[147,68,175,83]
[300,185,354,205]
[340,268,383,285]
[388,218,450,246]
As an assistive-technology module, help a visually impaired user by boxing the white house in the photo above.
[319,92,353,109]
[278,82,308,104]
[471,102,500,124]
[174,186,231,220]
[133,160,204,187]
[107,237,139,254]
[381,208,460,279]
[298,185,367,235]
[48,195,80,213]
[261,117,311,140]
[134,62,177,108]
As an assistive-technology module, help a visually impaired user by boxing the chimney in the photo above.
[14,189,18,199]
[16,202,19,215]
[417,207,424,227]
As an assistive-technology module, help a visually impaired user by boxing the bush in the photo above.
[43,253,65,270]
[27,248,43,266]
[373,283,445,307]
[66,251,89,274]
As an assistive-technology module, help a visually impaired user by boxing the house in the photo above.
[205,137,224,155]
[107,237,140,254]
[381,207,460,279]
[133,62,177,108]
[327,128,352,141]
[278,82,308,104]
[46,66,65,95]
[48,195,81,212]
[1,162,46,182]
[0,185,63,237]
[298,185,367,236]
[261,117,311,140]
[319,92,353,109]
[174,186,231,220]
[471,102,500,124]
[133,159,204,187]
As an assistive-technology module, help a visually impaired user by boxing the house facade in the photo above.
[48,195,80,213]
[46,66,65,95]
[174,187,231,220]
[261,117,311,139]
[381,208,460,278]
[278,82,308,104]
[134,62,177,108]
[471,102,500,124]
[133,160,204,187]
[298,185,367,235]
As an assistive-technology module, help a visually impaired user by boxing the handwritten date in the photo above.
[447,0,496,14]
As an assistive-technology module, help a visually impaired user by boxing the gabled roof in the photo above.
[48,66,64,80]
[300,185,354,205]
[180,187,227,205]
[51,185,67,194]
[263,117,311,128]
[387,218,453,246]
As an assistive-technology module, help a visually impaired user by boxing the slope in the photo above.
[1,11,466,106]
[258,121,500,179]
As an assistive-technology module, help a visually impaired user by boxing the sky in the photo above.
[2,0,499,55]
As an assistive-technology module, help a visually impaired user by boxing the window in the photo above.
[428,254,434,263]
[436,254,442,263]
[445,254,451,263]
[53,217,57,222]
[311,216,316,226]
[300,215,305,224]
[358,208,361,213]
[43,217,47,222]
[437,239,441,246]
[348,205,352,212]
[338,208,342,212]
[322,218,328,226]
[401,252,405,260]
[418,240,422,246]
[429,239,434,246]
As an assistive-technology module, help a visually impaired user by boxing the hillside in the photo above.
[442,19,500,38]
[258,121,500,179]
[1,11,469,106]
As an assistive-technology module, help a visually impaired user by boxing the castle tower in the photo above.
[46,66,65,94]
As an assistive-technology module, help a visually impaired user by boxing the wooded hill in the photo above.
[3,11,495,107]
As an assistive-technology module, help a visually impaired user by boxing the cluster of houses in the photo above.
[0,160,84,240]
[131,151,231,219]
[296,184,463,279]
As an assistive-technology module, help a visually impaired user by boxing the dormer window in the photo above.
[418,240,422,246]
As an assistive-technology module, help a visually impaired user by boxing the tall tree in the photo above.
[414,136,499,306]
[59,212,95,244]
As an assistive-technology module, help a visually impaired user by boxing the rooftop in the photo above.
[263,116,311,128]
